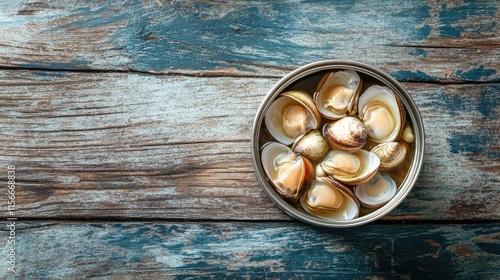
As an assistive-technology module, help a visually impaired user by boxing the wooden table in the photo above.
[1,1,499,278]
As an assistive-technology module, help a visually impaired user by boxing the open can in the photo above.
[251,60,425,228]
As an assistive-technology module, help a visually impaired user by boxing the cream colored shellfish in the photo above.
[358,85,405,143]
[323,116,367,152]
[320,149,380,185]
[265,90,321,145]
[355,172,397,208]
[314,70,362,120]
[401,123,415,143]
[292,130,329,162]
[261,142,314,199]
[300,177,360,220]
[371,141,408,171]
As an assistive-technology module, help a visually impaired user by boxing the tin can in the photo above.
[251,60,425,228]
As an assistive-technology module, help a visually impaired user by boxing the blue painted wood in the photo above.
[0,222,498,279]
[0,0,498,81]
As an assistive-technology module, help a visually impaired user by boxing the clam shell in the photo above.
[321,149,380,185]
[264,90,321,145]
[314,70,362,120]
[323,116,367,152]
[401,123,415,143]
[300,177,360,220]
[261,142,314,199]
[315,164,327,177]
[371,141,408,171]
[292,130,329,162]
[358,85,405,143]
[355,172,397,208]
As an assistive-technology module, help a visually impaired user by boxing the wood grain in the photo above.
[0,222,498,279]
[1,71,498,220]
[0,0,498,81]
[0,0,498,278]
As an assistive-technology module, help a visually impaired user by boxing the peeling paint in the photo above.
[6,222,496,278]
[438,1,498,37]
[456,66,497,82]
[390,70,434,81]
[448,132,491,155]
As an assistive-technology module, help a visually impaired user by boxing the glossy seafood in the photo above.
[265,90,321,145]
[314,70,362,120]
[323,116,367,152]
[300,177,360,220]
[320,149,380,185]
[355,172,397,208]
[261,142,314,199]
[358,85,405,143]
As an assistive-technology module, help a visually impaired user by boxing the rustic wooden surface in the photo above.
[1,222,499,279]
[0,0,499,278]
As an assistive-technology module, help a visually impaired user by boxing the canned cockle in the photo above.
[251,61,424,228]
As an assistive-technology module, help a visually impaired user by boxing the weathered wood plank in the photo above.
[0,0,498,81]
[0,222,498,279]
[0,70,498,220]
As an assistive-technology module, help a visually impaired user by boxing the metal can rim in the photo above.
[251,60,425,228]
